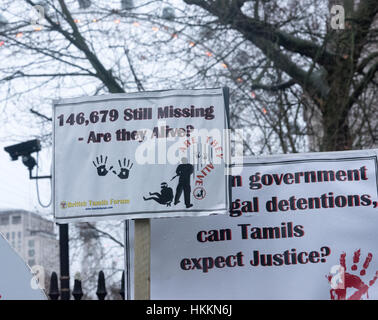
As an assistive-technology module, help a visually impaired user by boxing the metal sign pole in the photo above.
[59,223,70,300]
[124,219,131,300]
[134,218,150,300]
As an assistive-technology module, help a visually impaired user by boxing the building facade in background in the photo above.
[0,209,58,278]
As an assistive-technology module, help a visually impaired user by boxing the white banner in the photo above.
[0,233,46,300]
[53,89,230,222]
[151,150,378,300]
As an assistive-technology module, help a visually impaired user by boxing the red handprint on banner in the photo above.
[327,250,378,300]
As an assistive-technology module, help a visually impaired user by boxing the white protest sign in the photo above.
[0,233,46,300]
[151,149,378,299]
[53,89,230,223]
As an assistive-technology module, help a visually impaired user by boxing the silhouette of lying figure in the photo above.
[143,182,173,207]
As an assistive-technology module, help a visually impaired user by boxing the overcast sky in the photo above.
[0,141,52,217]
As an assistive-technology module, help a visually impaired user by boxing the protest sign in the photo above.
[53,89,230,222]
[0,233,46,300]
[151,149,378,299]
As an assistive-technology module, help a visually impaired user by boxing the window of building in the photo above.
[0,216,9,225]
[6,233,9,240]
[28,259,35,266]
[18,231,22,238]
[12,215,21,224]
[28,240,35,247]
[12,232,15,239]
[28,249,35,257]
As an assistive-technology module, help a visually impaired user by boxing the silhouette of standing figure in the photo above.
[172,157,194,208]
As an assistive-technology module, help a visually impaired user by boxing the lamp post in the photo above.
[59,223,70,300]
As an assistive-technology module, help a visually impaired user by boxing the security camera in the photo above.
[22,155,37,171]
[4,139,41,161]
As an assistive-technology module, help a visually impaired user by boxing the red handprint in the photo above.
[327,250,378,300]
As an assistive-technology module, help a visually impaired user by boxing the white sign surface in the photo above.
[0,233,46,300]
[53,89,229,223]
[151,150,378,300]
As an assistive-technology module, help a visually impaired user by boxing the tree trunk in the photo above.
[321,103,351,151]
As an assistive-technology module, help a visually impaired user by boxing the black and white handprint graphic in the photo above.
[112,158,134,180]
[93,155,113,176]
[93,156,133,180]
